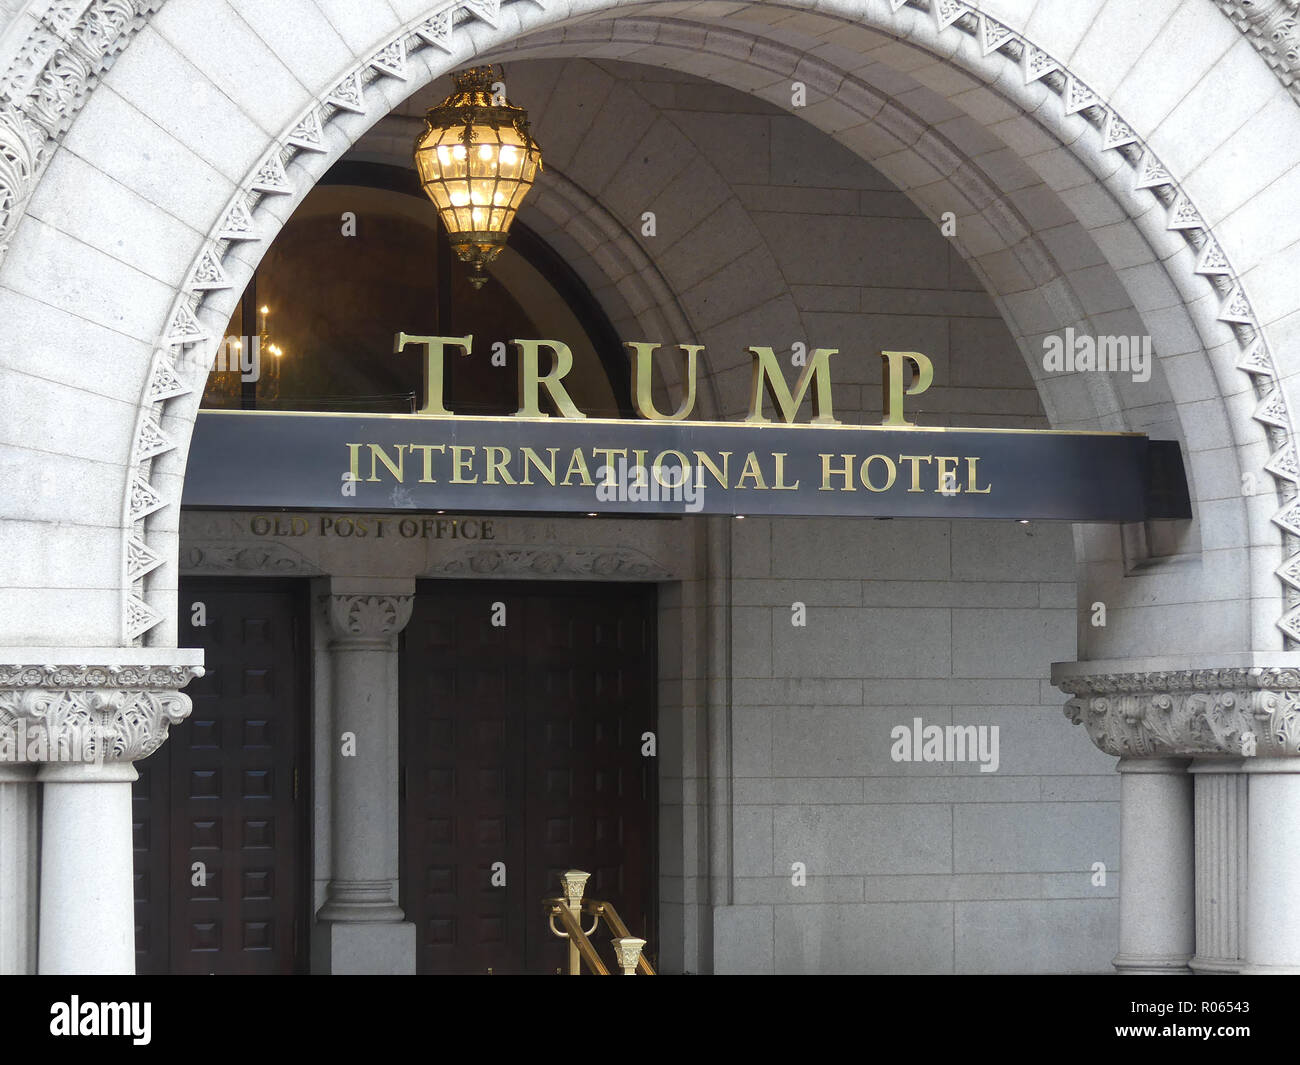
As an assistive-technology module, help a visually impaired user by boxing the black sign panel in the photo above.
[182,410,1184,522]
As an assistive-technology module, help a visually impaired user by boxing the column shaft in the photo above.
[0,764,37,974]
[320,640,403,916]
[1243,762,1300,973]
[1190,761,1247,973]
[38,763,139,975]
[314,587,415,975]
[1114,757,1193,974]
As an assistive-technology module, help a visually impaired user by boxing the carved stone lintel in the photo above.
[325,594,414,644]
[427,546,671,580]
[1058,667,1300,758]
[0,660,204,764]
[181,541,320,575]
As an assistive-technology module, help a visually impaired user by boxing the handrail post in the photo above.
[560,870,589,976]
[613,937,646,975]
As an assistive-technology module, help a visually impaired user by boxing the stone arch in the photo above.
[0,0,1294,655]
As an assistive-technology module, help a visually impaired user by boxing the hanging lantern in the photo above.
[413,66,543,289]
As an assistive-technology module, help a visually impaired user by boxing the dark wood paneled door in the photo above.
[133,579,310,974]
[401,581,657,975]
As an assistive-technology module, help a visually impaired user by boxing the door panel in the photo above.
[133,579,310,974]
[401,581,657,975]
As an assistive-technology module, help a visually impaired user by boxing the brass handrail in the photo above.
[543,869,656,975]
[582,900,657,975]
[544,899,610,975]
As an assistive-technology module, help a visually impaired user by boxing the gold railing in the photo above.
[543,870,656,975]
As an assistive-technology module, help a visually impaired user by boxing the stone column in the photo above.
[1242,760,1300,973]
[314,580,416,974]
[39,761,139,973]
[0,763,37,974]
[1113,758,1193,973]
[0,655,202,975]
[1189,760,1247,973]
[1056,657,1300,978]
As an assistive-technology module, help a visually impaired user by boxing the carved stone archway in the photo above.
[3,0,1300,975]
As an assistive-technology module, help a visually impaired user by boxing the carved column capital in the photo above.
[1054,663,1300,759]
[0,654,204,765]
[324,594,414,644]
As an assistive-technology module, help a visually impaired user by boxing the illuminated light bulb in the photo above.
[478,144,495,160]
[452,144,467,160]
[450,190,469,207]
[499,146,517,164]
[260,305,269,315]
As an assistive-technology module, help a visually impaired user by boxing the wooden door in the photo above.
[133,579,310,974]
[401,581,657,974]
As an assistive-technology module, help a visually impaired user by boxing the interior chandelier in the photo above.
[413,66,544,289]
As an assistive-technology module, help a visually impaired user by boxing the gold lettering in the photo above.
[627,342,702,421]
[592,448,627,486]
[395,333,472,417]
[347,443,363,483]
[485,446,516,485]
[736,451,769,489]
[520,447,558,486]
[820,453,855,491]
[860,454,896,492]
[897,454,933,493]
[966,456,992,495]
[746,346,840,425]
[450,446,478,483]
[652,449,690,488]
[408,443,445,483]
[880,351,934,427]
[562,449,594,486]
[935,456,961,494]
[514,339,586,419]
[695,450,731,490]
[772,452,800,490]
[368,444,406,483]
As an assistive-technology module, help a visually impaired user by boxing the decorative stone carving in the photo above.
[0,661,203,762]
[325,594,414,643]
[1215,1,1300,104]
[1060,668,1300,758]
[181,541,320,575]
[0,0,162,258]
[427,546,671,579]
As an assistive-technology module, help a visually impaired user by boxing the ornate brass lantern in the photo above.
[413,66,543,288]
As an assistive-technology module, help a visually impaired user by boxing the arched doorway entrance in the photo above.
[1,0,1297,975]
